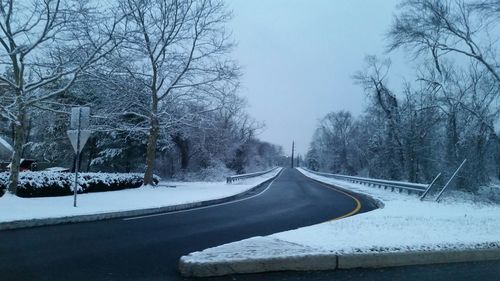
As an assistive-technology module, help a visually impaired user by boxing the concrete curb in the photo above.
[179,254,337,277]
[0,169,282,231]
[337,247,500,269]
[179,247,500,277]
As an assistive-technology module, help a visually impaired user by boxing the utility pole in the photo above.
[291,141,295,168]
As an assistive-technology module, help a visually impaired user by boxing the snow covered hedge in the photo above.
[0,172,160,198]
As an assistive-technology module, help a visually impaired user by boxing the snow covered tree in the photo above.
[118,0,239,185]
[388,0,500,84]
[387,0,499,190]
[0,0,123,195]
[354,56,405,179]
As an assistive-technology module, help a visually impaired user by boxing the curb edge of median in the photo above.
[337,246,500,269]
[178,246,500,277]
[179,252,338,277]
[0,169,283,231]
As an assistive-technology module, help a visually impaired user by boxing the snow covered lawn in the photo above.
[0,168,281,223]
[181,167,500,271]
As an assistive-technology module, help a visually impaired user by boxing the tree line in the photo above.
[306,0,499,192]
[0,0,284,196]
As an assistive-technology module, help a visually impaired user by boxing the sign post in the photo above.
[67,107,91,207]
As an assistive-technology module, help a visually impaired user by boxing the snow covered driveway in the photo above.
[0,168,281,224]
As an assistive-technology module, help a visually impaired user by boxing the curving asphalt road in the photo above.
[1,168,498,281]
[0,168,376,280]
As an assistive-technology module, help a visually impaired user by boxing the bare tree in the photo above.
[119,0,239,185]
[304,0,499,192]
[319,111,357,174]
[354,56,405,179]
[471,0,500,18]
[388,0,500,84]
[0,0,122,195]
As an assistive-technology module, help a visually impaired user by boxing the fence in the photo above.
[226,167,279,183]
[302,168,434,196]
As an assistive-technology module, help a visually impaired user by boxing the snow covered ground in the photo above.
[181,168,500,268]
[0,168,281,223]
[273,168,500,254]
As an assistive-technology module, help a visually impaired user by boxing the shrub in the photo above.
[0,172,160,198]
[175,160,233,182]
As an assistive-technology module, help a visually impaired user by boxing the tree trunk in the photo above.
[8,109,27,195]
[407,142,417,182]
[86,137,97,172]
[172,134,190,170]
[180,145,189,170]
[446,112,459,167]
[144,117,159,185]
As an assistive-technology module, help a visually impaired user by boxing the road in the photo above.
[1,168,498,281]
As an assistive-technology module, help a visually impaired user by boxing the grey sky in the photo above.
[228,0,411,156]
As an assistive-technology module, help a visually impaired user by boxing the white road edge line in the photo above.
[122,168,284,221]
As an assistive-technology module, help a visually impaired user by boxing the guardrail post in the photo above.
[435,159,467,202]
[420,173,441,201]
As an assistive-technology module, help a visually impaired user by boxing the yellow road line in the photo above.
[303,175,362,221]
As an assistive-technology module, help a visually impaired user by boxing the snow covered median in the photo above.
[179,167,500,277]
[0,168,282,226]
[274,168,500,253]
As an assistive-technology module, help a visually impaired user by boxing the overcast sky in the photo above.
[228,0,412,156]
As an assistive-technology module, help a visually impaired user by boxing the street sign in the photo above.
[67,130,91,153]
[67,107,92,208]
[70,107,90,130]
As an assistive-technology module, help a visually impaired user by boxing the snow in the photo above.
[0,168,282,223]
[44,167,70,172]
[272,168,500,254]
[181,168,500,264]
[0,171,159,194]
[181,236,326,264]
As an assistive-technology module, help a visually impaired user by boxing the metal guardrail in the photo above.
[226,167,279,183]
[303,168,435,195]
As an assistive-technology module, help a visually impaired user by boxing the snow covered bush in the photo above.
[193,161,234,182]
[0,172,160,198]
[173,160,234,182]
